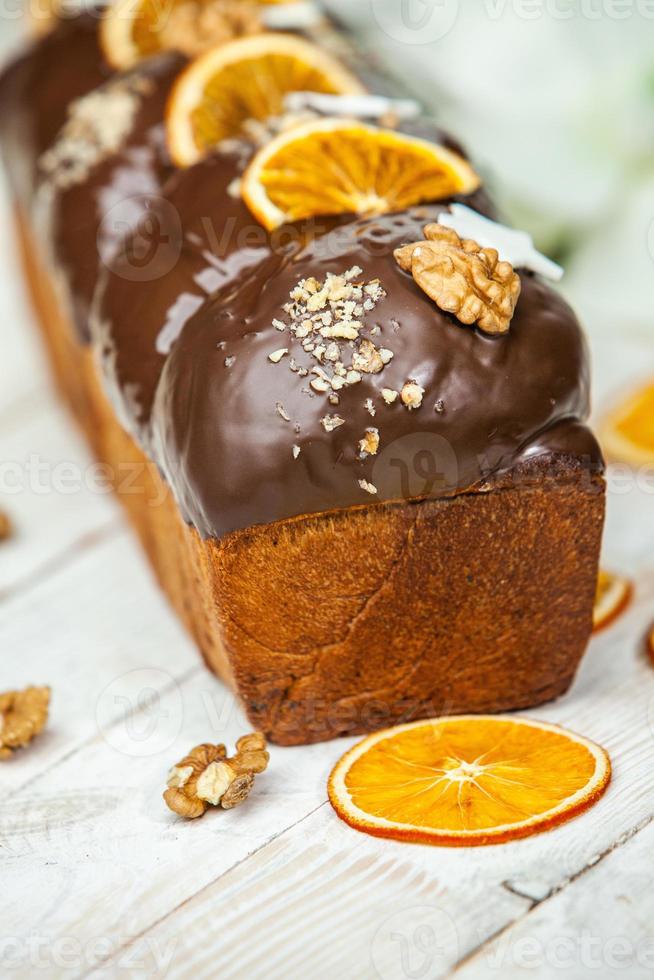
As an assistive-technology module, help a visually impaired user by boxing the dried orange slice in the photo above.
[101,0,264,71]
[328,715,611,847]
[593,569,633,633]
[166,33,364,167]
[600,380,654,466]
[647,624,654,664]
[241,118,481,230]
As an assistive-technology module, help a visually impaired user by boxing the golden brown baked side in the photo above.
[18,210,604,745]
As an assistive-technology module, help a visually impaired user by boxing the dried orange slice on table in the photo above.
[329,716,611,847]
[101,0,267,70]
[600,380,654,466]
[241,118,481,230]
[646,624,654,665]
[593,569,633,632]
[166,33,365,166]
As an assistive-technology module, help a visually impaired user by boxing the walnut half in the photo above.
[164,733,269,819]
[0,685,50,759]
[394,223,521,335]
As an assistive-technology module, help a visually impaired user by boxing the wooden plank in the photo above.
[1,572,652,977]
[0,531,200,796]
[0,671,342,978]
[453,818,654,979]
[0,172,51,422]
[0,398,120,595]
[87,804,529,980]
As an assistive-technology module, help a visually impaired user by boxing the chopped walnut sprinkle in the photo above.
[39,75,154,191]
[359,428,380,458]
[322,414,345,433]
[164,733,269,819]
[276,402,291,421]
[267,268,389,438]
[292,445,301,459]
[358,479,378,495]
[0,686,50,760]
[401,381,425,410]
[381,388,398,405]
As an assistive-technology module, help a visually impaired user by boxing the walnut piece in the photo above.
[164,733,269,819]
[0,686,50,759]
[401,380,425,410]
[358,428,380,457]
[394,223,521,335]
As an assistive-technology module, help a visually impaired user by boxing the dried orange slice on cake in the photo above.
[593,569,633,632]
[600,380,654,466]
[166,33,364,167]
[101,0,264,70]
[241,118,481,230]
[328,715,611,847]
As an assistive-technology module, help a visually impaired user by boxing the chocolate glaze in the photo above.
[92,145,276,439]
[0,14,603,542]
[92,128,493,444]
[150,209,602,539]
[36,51,185,340]
[0,12,108,208]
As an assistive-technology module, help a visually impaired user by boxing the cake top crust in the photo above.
[150,207,600,539]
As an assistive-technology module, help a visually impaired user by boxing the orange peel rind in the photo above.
[600,380,654,467]
[328,715,611,847]
[241,117,481,231]
[593,569,633,633]
[166,32,365,167]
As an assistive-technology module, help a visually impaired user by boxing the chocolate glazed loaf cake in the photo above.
[0,5,605,744]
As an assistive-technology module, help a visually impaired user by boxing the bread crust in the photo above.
[17,211,605,745]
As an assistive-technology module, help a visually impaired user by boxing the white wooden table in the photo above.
[1,154,654,980]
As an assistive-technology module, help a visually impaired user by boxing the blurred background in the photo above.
[1,0,652,346]
[322,0,654,346]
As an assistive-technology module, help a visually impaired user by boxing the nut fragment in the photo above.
[321,414,345,433]
[401,381,425,410]
[0,686,50,759]
[358,479,378,495]
[394,223,521,335]
[164,733,269,819]
[358,428,380,458]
